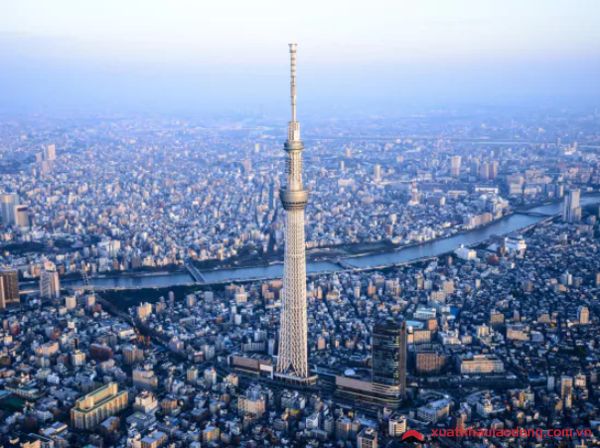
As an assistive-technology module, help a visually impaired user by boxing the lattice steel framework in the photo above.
[276,43,309,379]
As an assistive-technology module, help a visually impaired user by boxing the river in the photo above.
[62,194,600,290]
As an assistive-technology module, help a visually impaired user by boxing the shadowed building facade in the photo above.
[372,318,407,398]
[0,269,19,309]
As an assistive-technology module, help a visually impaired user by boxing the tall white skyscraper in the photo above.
[276,44,314,383]
[562,189,581,222]
[40,261,61,299]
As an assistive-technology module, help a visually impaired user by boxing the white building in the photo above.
[417,399,451,423]
[460,354,505,374]
[40,262,60,299]
[505,236,527,254]
[455,245,477,261]
[388,414,407,437]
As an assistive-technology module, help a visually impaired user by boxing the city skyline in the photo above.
[1,2,600,447]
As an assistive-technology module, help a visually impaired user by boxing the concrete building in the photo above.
[136,302,153,321]
[202,425,220,444]
[460,354,504,374]
[237,385,267,417]
[373,164,382,183]
[388,414,407,437]
[357,427,378,448]
[451,155,461,177]
[0,269,19,309]
[417,399,451,423]
[372,318,407,397]
[134,391,159,414]
[141,430,167,448]
[133,368,158,390]
[335,375,403,408]
[578,306,589,325]
[561,375,573,409]
[39,262,60,299]
[0,193,18,226]
[415,344,446,374]
[70,382,128,430]
[45,144,57,161]
[14,204,30,228]
[563,189,581,222]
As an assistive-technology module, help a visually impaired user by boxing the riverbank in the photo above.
[59,193,600,291]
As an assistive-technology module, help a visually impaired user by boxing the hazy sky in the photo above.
[1,0,599,117]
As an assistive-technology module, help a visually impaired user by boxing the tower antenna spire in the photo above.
[288,43,300,142]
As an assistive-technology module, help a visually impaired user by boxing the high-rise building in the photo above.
[450,155,461,177]
[45,144,57,161]
[40,261,60,299]
[0,193,18,226]
[373,164,382,183]
[357,427,378,448]
[409,181,420,206]
[14,205,30,228]
[470,157,480,176]
[70,382,128,430]
[560,375,573,409]
[563,189,581,222]
[490,160,499,179]
[0,269,20,309]
[372,318,407,398]
[479,161,490,180]
[276,44,314,384]
[578,305,589,325]
[388,414,407,437]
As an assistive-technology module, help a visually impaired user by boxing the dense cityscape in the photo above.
[1,100,600,447]
[1,2,600,446]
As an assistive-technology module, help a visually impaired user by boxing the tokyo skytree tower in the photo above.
[276,43,310,380]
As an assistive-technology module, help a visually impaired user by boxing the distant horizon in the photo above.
[1,0,599,117]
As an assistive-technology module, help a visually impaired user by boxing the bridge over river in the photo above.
[58,194,599,291]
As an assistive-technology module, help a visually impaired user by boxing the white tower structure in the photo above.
[276,44,313,382]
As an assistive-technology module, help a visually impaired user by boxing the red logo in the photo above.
[402,429,425,443]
